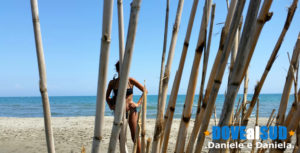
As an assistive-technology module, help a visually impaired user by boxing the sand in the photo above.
[0,116,296,153]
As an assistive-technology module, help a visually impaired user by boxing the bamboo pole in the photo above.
[107,0,142,152]
[151,0,185,152]
[30,0,55,152]
[186,2,238,150]
[117,1,128,152]
[216,0,262,128]
[146,138,152,153]
[185,4,216,152]
[174,1,212,153]
[283,90,300,126]
[293,62,299,153]
[91,0,114,152]
[141,82,147,153]
[193,0,246,151]
[242,69,249,118]
[133,112,142,153]
[157,0,169,147]
[242,0,298,127]
[160,0,202,151]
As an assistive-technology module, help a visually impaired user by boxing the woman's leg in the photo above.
[128,110,141,153]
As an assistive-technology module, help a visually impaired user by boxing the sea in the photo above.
[0,94,295,118]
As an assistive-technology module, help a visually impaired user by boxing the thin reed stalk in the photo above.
[152,0,185,152]
[30,0,55,152]
[160,0,201,151]
[141,82,147,153]
[185,4,215,153]
[284,90,300,126]
[107,0,142,152]
[193,0,246,151]
[242,0,298,127]
[133,112,142,153]
[242,70,249,118]
[91,0,114,152]
[174,1,212,153]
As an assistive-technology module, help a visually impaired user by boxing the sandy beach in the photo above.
[0,117,295,153]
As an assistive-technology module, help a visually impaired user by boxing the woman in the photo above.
[106,61,146,153]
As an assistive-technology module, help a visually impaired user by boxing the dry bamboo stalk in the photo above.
[107,0,142,152]
[133,112,142,153]
[30,0,55,152]
[214,106,217,126]
[276,31,300,126]
[141,82,147,153]
[146,138,152,153]
[242,0,297,127]
[186,2,238,149]
[216,0,262,128]
[158,0,169,148]
[117,1,128,152]
[152,0,185,152]
[193,0,246,152]
[185,4,216,152]
[91,0,114,152]
[160,0,201,151]
[174,1,212,153]
[293,63,299,153]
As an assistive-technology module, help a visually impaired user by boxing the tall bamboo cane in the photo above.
[107,0,142,152]
[30,0,55,152]
[141,82,147,153]
[152,0,185,152]
[160,0,201,152]
[91,0,114,152]
[193,1,246,152]
[285,91,300,126]
[242,0,297,127]
[187,1,238,146]
[185,3,215,153]
[157,0,169,147]
[117,1,128,152]
[146,138,152,153]
[210,0,263,152]
[174,1,212,153]
[216,0,262,127]
[251,99,259,153]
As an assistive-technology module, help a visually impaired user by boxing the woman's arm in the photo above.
[129,77,148,106]
[106,80,114,110]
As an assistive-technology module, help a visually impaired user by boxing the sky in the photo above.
[0,0,299,97]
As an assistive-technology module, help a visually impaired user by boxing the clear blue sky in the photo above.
[0,0,299,97]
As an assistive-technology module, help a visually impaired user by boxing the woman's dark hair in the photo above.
[115,61,120,72]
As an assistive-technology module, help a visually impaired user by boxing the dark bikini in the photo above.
[110,79,137,117]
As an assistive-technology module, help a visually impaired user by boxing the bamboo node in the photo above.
[93,136,102,141]
[182,115,191,123]
[184,42,189,47]
[102,34,111,43]
[33,18,40,23]
[113,121,123,126]
[170,106,175,112]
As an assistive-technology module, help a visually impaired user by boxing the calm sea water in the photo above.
[0,94,295,118]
